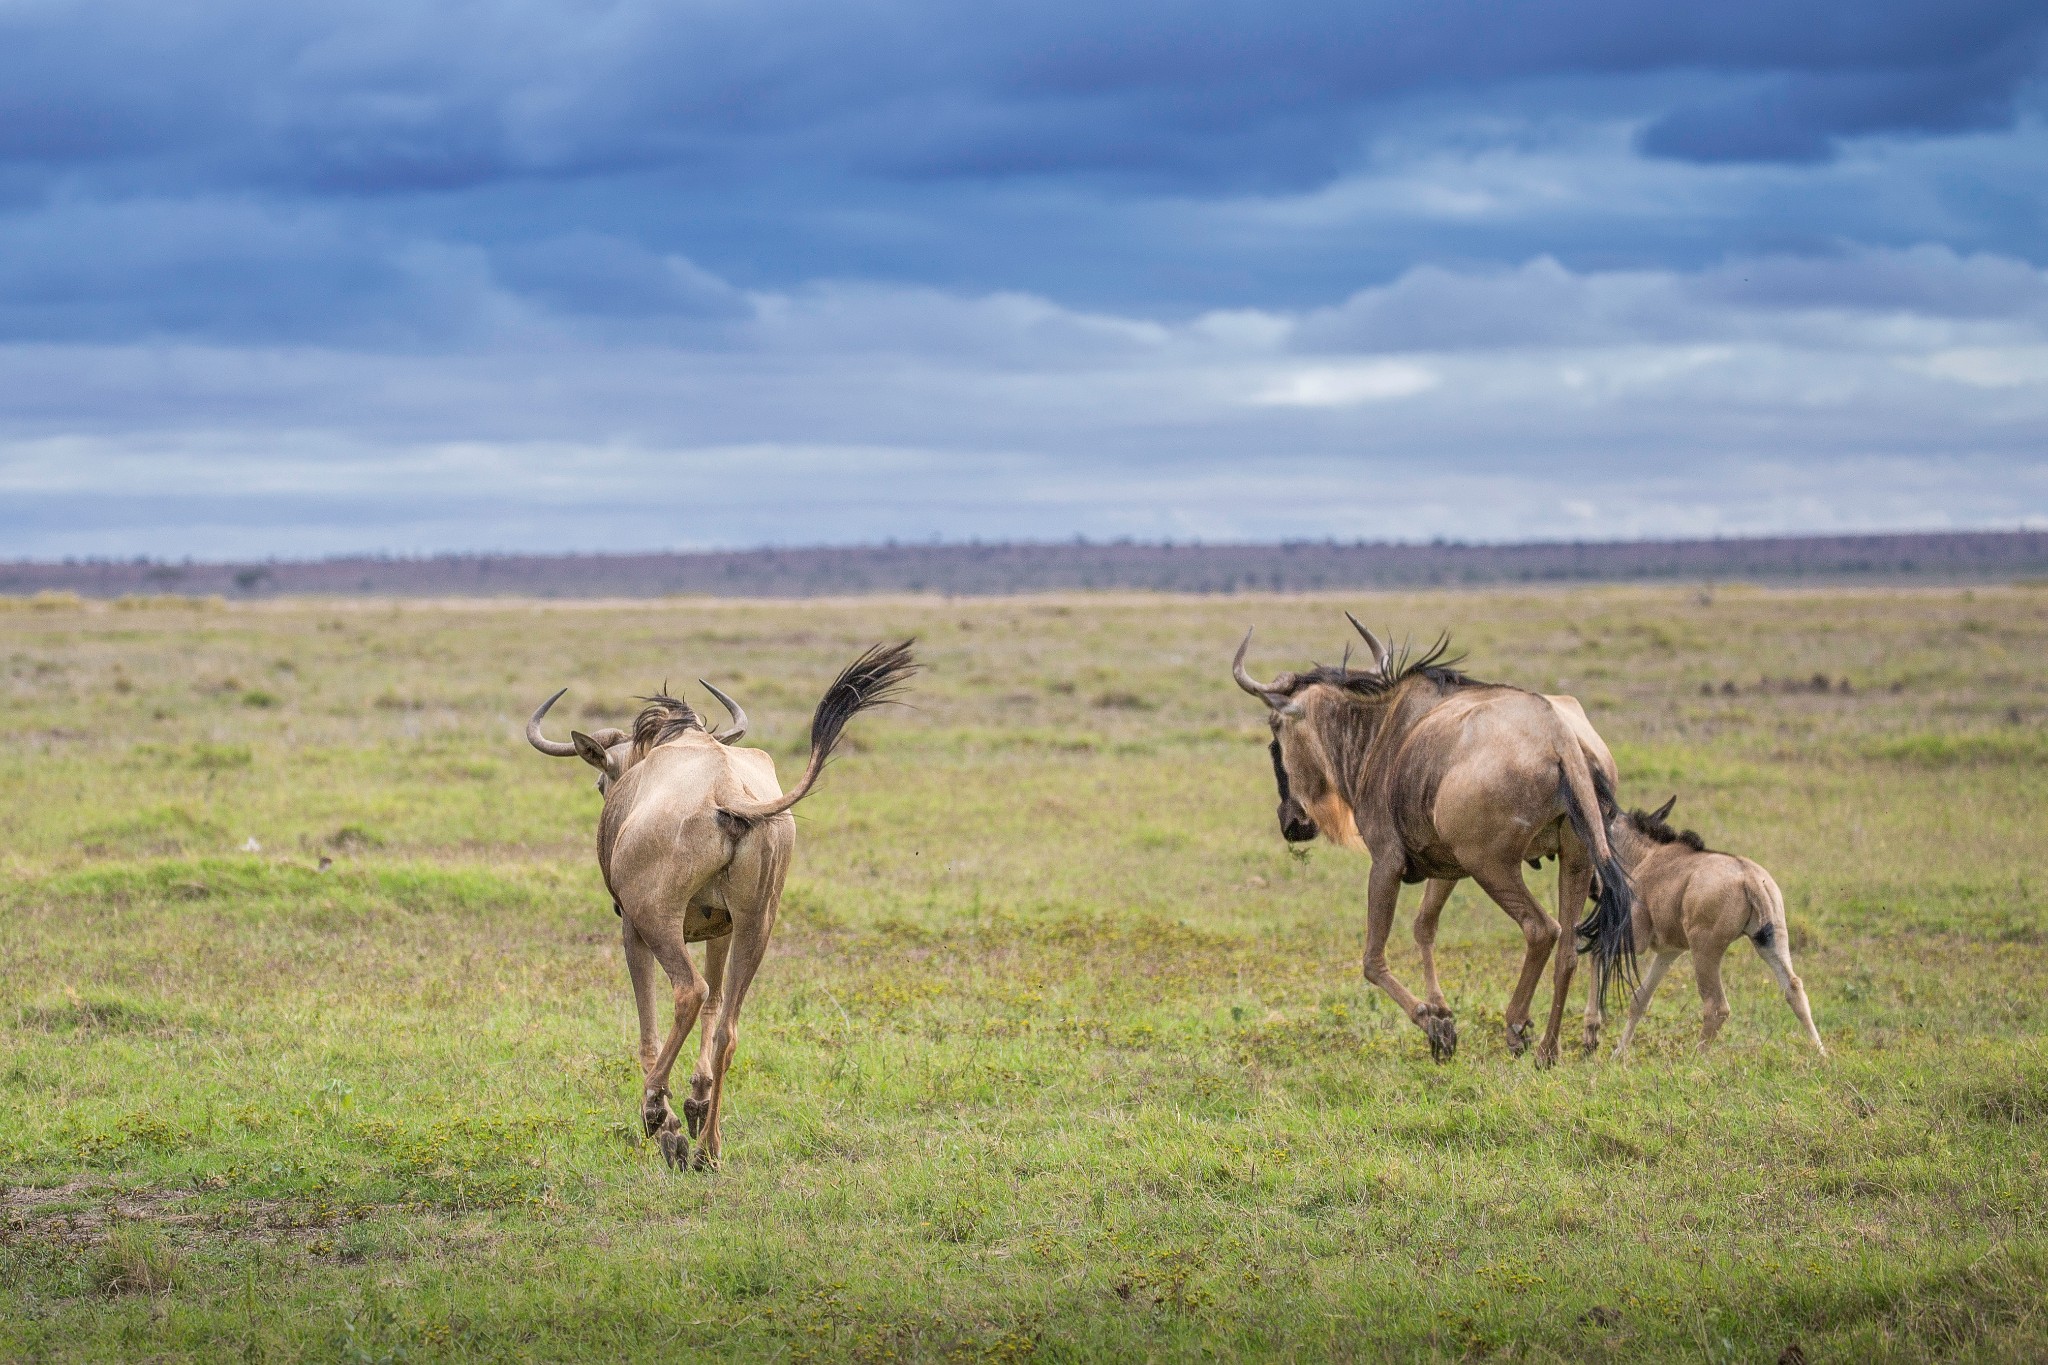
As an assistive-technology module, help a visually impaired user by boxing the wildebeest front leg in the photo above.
[1411,878,1459,1052]
[1613,950,1680,1059]
[1363,859,1455,1060]
[1469,862,1560,1058]
[1536,843,1595,1068]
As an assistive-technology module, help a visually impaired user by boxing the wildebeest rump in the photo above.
[1234,616,1635,1065]
[529,641,917,1169]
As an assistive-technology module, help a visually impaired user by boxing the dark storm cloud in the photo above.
[3,1,2044,198]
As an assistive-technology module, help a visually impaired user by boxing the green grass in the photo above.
[2,586,2045,1361]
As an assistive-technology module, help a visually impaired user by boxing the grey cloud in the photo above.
[2,250,2042,557]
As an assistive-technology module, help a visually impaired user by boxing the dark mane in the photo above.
[1625,807,1707,852]
[632,694,702,751]
[1297,635,1482,697]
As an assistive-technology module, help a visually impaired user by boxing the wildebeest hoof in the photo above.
[1534,1037,1559,1069]
[642,1092,674,1138]
[1421,1009,1457,1063]
[683,1096,709,1140]
[1580,1031,1601,1057]
[656,1121,689,1170]
[1505,1021,1533,1057]
[691,1148,720,1173]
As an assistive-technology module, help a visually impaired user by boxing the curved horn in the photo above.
[1652,794,1678,823]
[699,678,748,744]
[1232,629,1288,710]
[526,688,578,758]
[1345,612,1392,673]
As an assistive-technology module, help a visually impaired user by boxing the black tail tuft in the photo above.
[1560,771,1639,1012]
[809,639,919,764]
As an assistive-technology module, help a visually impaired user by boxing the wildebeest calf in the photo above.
[1588,797,1824,1058]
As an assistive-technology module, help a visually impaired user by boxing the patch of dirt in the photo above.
[2,1179,382,1252]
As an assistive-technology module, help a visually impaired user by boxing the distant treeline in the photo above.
[6,531,2045,599]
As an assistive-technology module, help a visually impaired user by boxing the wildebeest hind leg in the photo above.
[629,911,709,1168]
[683,934,730,1141]
[690,904,777,1171]
[1536,842,1595,1067]
[1469,862,1560,1058]
[1364,860,1455,1060]
[621,917,667,1129]
[1692,941,1732,1048]
[1751,930,1825,1056]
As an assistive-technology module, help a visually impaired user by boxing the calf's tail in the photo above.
[1558,755,1638,1012]
[1741,862,1786,950]
[717,640,918,827]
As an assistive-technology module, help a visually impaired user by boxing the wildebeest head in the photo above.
[1232,615,1393,847]
[527,679,750,794]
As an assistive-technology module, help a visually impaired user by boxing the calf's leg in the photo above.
[1751,931,1825,1056]
[1613,950,1680,1059]
[1691,940,1732,1048]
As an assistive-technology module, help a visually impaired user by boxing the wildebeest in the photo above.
[1592,797,1824,1058]
[1409,691,1618,1065]
[528,641,917,1169]
[1234,616,1635,1065]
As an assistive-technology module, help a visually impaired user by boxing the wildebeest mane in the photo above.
[1297,635,1479,696]
[1625,807,1707,852]
[633,692,703,751]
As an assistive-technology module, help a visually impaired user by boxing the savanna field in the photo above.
[2,586,2044,1362]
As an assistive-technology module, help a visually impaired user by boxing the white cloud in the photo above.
[3,243,2046,557]
[1912,346,2048,388]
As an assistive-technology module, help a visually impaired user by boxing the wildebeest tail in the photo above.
[1740,860,1786,950]
[717,640,918,824]
[1559,759,1638,1011]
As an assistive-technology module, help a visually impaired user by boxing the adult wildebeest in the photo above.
[529,641,917,1169]
[1592,797,1824,1058]
[1410,690,1619,1065]
[1234,615,1635,1065]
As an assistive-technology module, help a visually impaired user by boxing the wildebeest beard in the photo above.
[1268,738,1320,843]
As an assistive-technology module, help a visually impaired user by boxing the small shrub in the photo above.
[241,690,281,709]
[91,1226,181,1295]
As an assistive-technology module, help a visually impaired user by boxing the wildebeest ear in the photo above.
[1651,795,1677,822]
[571,730,621,779]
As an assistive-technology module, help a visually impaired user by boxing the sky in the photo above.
[2,0,2046,559]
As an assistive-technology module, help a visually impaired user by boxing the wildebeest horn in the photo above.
[1651,794,1678,822]
[700,679,748,744]
[1345,612,1393,673]
[526,688,579,757]
[1232,629,1292,709]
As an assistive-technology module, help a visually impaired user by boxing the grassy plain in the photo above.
[1,585,2045,1362]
